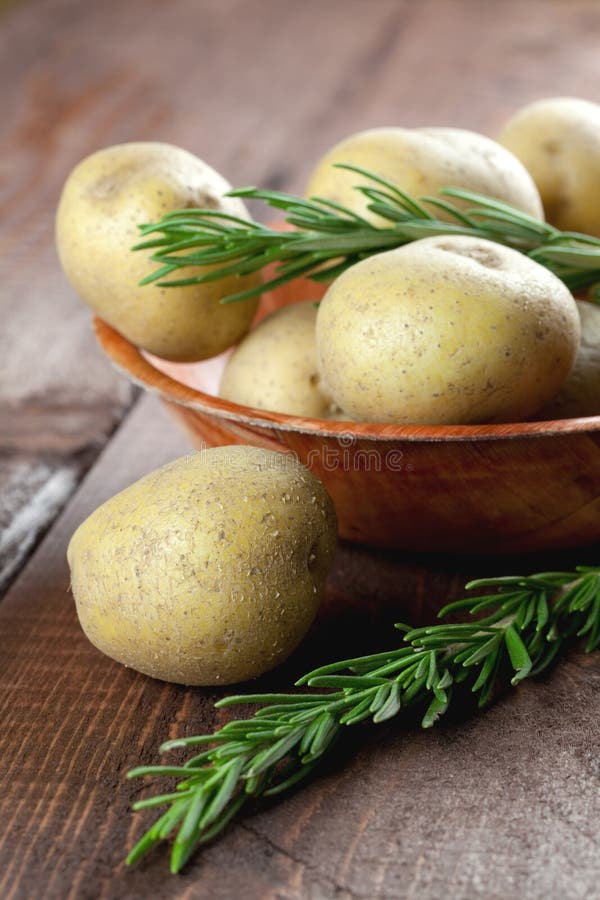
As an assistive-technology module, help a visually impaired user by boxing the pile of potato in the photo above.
[224,98,600,424]
[56,96,600,426]
[58,97,600,687]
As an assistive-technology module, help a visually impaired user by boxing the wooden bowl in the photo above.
[94,276,600,554]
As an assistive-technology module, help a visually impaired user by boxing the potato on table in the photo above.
[67,447,337,685]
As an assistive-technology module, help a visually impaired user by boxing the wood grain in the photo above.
[1,395,599,900]
[2,0,600,897]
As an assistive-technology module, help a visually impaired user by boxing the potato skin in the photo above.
[535,299,600,419]
[498,97,600,237]
[56,142,260,361]
[305,127,543,223]
[67,447,337,685]
[219,302,333,417]
[316,236,580,425]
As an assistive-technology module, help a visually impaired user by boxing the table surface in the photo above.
[1,1,600,898]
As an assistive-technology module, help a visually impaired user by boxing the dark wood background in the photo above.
[1,1,599,897]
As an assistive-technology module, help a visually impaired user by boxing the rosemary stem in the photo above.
[133,168,600,304]
[126,565,600,873]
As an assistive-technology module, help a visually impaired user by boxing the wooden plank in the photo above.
[0,403,137,592]
[1,393,599,899]
[0,453,77,592]
[1,0,600,896]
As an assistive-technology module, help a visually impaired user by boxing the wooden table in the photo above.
[1,1,599,897]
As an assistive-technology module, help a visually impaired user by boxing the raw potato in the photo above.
[67,447,337,685]
[536,300,600,419]
[56,142,260,361]
[316,235,580,425]
[305,127,543,224]
[498,97,600,237]
[219,302,334,417]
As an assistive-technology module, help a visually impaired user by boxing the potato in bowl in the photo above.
[498,97,600,237]
[305,126,544,224]
[315,235,580,425]
[56,142,260,362]
[219,301,334,418]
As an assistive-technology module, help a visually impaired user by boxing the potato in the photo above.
[219,301,334,417]
[56,142,260,361]
[315,235,580,425]
[498,97,600,236]
[305,127,543,224]
[535,300,600,419]
[67,447,337,685]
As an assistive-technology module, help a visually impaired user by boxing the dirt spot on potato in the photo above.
[437,241,503,269]
[186,189,221,210]
[90,175,118,199]
[543,139,561,156]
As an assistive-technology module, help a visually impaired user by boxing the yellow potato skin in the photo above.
[219,302,333,417]
[536,299,600,419]
[67,447,337,685]
[316,236,580,425]
[56,142,260,361]
[305,127,543,223]
[498,97,600,237]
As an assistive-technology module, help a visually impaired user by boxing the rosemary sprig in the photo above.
[127,565,600,874]
[132,164,600,303]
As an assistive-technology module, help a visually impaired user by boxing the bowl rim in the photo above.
[94,317,600,444]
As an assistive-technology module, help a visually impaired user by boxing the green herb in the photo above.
[127,565,600,874]
[132,164,600,303]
